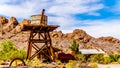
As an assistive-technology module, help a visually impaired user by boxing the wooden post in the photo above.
[40,9,45,25]
[47,32,55,61]
[27,31,33,59]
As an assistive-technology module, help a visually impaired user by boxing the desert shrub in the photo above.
[86,54,120,64]
[9,49,27,60]
[27,59,41,66]
[102,55,111,64]
[109,54,120,62]
[70,39,79,53]
[75,53,86,62]
[0,39,17,52]
[101,54,120,64]
[0,39,26,60]
[87,54,104,63]
[117,58,120,63]
[89,62,98,68]
[65,62,73,68]
[65,60,77,68]
[56,60,62,65]
[111,62,119,64]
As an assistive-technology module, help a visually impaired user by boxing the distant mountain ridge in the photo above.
[0,16,120,54]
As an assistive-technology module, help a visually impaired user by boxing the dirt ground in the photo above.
[98,64,120,68]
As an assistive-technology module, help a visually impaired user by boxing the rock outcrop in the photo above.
[0,16,8,25]
[2,17,18,34]
[51,29,120,54]
[98,36,120,44]
[11,19,31,34]
[51,29,93,53]
[0,16,8,34]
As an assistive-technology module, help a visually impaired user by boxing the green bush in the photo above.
[88,54,104,63]
[0,39,26,60]
[102,55,111,64]
[70,39,79,53]
[65,60,77,68]
[109,54,120,62]
[101,54,120,64]
[88,54,116,64]
[0,39,17,52]
[75,53,86,62]
[27,59,40,66]
[9,49,27,60]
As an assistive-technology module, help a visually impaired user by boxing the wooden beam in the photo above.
[31,39,50,43]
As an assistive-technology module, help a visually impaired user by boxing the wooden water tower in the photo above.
[31,14,47,25]
[22,9,59,61]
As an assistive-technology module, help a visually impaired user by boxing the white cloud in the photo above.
[0,0,48,18]
[1,0,120,39]
[0,1,32,18]
[46,0,105,34]
[61,19,120,39]
[0,0,104,18]
[47,0,104,16]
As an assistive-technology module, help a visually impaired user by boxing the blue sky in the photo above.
[0,0,120,39]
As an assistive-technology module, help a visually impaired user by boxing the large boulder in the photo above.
[63,29,92,43]
[0,16,8,24]
[3,17,18,34]
[0,16,8,34]
[11,19,31,34]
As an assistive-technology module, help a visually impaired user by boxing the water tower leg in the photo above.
[27,31,33,59]
[47,32,56,61]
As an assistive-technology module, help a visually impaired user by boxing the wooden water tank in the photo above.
[31,14,47,25]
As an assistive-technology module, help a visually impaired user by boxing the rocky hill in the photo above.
[0,16,120,54]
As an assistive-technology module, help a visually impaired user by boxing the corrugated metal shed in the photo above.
[79,49,105,54]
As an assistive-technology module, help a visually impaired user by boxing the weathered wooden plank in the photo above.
[22,24,59,32]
